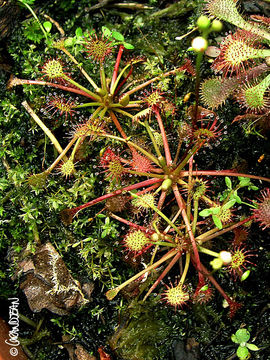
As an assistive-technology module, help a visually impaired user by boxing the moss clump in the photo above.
[109,303,172,360]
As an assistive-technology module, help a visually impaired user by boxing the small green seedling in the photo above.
[231,329,259,360]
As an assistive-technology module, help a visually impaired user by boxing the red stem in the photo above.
[143,252,182,299]
[109,213,149,231]
[154,108,172,165]
[153,190,166,221]
[12,79,97,100]
[114,64,133,96]
[69,177,163,217]
[172,184,203,281]
[110,45,125,92]
[199,261,231,303]
[136,183,161,195]
[109,110,127,139]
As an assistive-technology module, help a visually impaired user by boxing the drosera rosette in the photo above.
[13,19,270,320]
[161,281,190,310]
[193,279,213,304]
[131,192,156,214]
[84,30,114,63]
[59,99,270,317]
[11,26,195,188]
[44,94,76,121]
[253,188,270,229]
[123,229,151,254]
[226,246,257,280]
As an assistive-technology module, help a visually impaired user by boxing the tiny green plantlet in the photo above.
[101,26,134,50]
[231,329,259,359]
[199,176,259,229]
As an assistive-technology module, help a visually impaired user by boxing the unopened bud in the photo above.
[161,178,173,191]
[210,258,223,270]
[197,16,211,30]
[119,94,130,106]
[151,233,160,242]
[211,20,223,32]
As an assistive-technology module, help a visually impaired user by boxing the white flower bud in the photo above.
[219,251,232,265]
[191,37,208,52]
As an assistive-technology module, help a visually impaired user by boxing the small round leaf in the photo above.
[43,21,52,33]
[124,42,134,49]
[237,346,249,360]
[112,31,124,41]
[235,329,250,343]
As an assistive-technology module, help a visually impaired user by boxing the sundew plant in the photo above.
[201,0,270,134]
[9,16,270,320]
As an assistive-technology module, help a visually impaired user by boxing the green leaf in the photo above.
[200,285,209,291]
[123,42,134,49]
[43,21,52,33]
[232,191,242,204]
[241,270,250,281]
[225,176,232,189]
[64,37,74,47]
[249,185,259,191]
[237,346,249,360]
[235,329,250,343]
[238,177,251,188]
[75,27,83,38]
[112,31,125,41]
[211,206,221,215]
[212,215,223,229]
[231,334,238,343]
[101,230,107,238]
[102,26,111,38]
[246,343,259,351]
[223,199,236,210]
[199,209,212,217]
